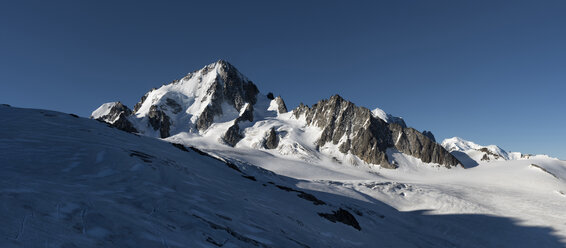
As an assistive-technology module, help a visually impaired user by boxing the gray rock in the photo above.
[222,104,255,147]
[194,60,259,132]
[389,125,460,168]
[264,127,279,149]
[274,96,288,114]
[217,60,259,110]
[148,105,170,138]
[223,121,243,147]
[112,112,137,133]
[294,95,462,169]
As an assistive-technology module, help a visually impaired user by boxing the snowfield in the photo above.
[2,105,566,247]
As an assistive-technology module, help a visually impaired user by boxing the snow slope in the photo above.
[3,105,565,247]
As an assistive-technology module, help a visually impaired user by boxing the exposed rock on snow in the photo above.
[318,208,361,231]
[293,95,461,169]
[147,105,171,138]
[222,121,244,147]
[274,96,288,114]
[390,125,460,168]
[263,127,279,149]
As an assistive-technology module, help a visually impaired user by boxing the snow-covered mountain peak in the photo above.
[92,61,460,169]
[104,60,264,138]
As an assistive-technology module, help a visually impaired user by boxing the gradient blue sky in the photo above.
[1,0,564,159]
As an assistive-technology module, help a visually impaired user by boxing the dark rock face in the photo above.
[223,122,243,147]
[294,95,396,168]
[389,125,461,168]
[217,60,259,110]
[422,130,436,143]
[263,127,279,149]
[194,60,259,132]
[148,105,170,138]
[113,113,137,133]
[196,104,221,131]
[274,96,288,114]
[294,95,461,169]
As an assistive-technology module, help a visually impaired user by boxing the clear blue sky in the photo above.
[1,0,565,159]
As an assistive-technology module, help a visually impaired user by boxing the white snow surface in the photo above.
[3,105,566,247]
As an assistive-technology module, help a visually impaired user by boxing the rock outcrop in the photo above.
[147,105,171,138]
[263,127,279,149]
[222,104,255,147]
[274,96,288,114]
[223,122,244,147]
[294,95,461,169]
[390,125,460,167]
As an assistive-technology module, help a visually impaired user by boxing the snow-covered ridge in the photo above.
[441,137,547,167]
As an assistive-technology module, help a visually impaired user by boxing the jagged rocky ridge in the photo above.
[294,95,461,169]
[92,60,462,169]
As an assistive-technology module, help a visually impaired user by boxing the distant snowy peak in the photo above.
[371,107,407,128]
[441,137,535,167]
